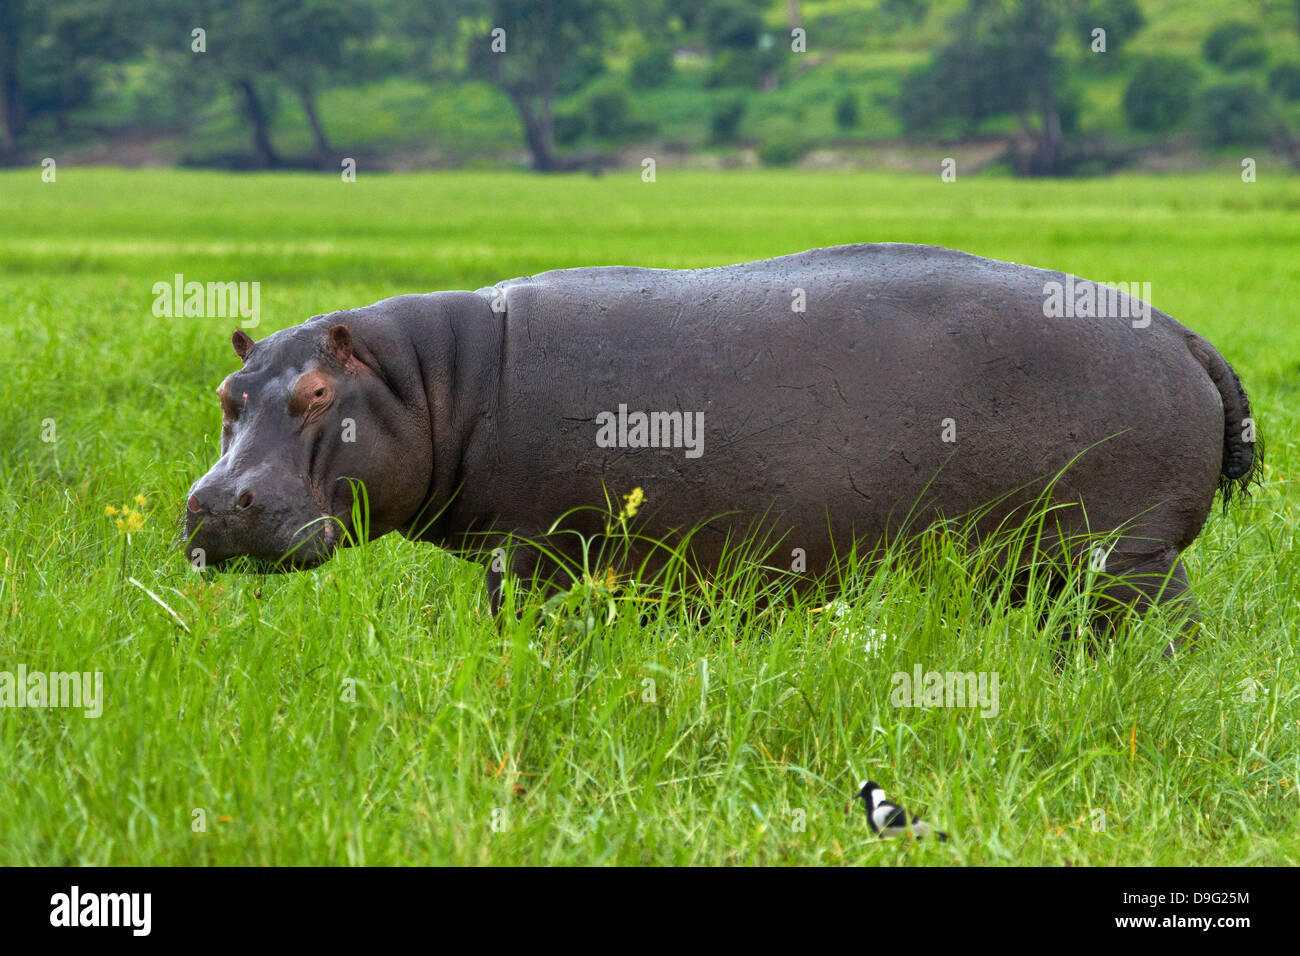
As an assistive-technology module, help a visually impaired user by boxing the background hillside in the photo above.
[5,0,1300,175]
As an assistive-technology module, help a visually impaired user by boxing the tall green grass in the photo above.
[0,169,1296,864]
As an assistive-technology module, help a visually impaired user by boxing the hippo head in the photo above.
[183,320,432,570]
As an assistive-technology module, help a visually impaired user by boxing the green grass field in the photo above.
[0,168,1297,865]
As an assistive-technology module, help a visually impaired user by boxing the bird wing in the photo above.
[872,803,909,832]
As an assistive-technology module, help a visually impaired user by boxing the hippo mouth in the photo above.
[181,498,343,573]
[207,527,338,572]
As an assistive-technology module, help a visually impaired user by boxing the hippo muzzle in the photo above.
[183,458,340,570]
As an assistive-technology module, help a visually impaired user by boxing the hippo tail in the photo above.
[1187,333,1264,509]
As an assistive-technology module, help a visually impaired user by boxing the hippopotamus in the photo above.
[183,244,1260,642]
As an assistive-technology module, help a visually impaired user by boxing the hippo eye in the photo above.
[290,373,332,418]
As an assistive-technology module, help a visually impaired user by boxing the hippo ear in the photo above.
[326,324,353,364]
[232,329,255,362]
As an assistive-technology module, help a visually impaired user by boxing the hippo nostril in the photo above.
[187,494,204,513]
[236,490,254,510]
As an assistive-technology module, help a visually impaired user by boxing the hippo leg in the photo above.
[1158,560,1200,657]
[485,538,577,618]
[1091,548,1200,656]
[486,562,506,617]
[486,541,541,618]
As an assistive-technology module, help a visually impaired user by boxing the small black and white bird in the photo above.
[853,780,948,842]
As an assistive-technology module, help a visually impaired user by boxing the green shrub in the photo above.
[706,48,764,89]
[1056,86,1082,135]
[1220,40,1268,73]
[562,81,657,143]
[630,43,674,89]
[1072,0,1146,55]
[757,129,810,166]
[1202,21,1262,67]
[554,111,586,146]
[1196,82,1272,145]
[587,85,633,138]
[834,91,860,131]
[559,46,606,96]
[1267,62,1300,100]
[1123,55,1199,131]
[710,95,747,143]
[705,0,763,51]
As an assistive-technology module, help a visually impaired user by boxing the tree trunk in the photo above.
[1036,97,1062,173]
[1025,0,1062,175]
[236,79,281,168]
[1274,117,1300,171]
[510,90,556,172]
[0,6,22,159]
[0,70,17,158]
[296,87,330,164]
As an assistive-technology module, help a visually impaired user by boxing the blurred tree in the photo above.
[137,0,375,168]
[1219,40,1268,73]
[468,0,624,171]
[757,118,809,165]
[1196,81,1271,145]
[664,0,704,32]
[381,0,465,83]
[705,0,763,50]
[0,0,26,156]
[709,93,746,142]
[1123,54,1198,132]
[0,0,143,158]
[627,0,678,89]
[137,1,282,166]
[1071,0,1144,56]
[630,42,675,89]
[1202,21,1265,70]
[896,0,1112,174]
[701,0,781,89]
[880,0,930,27]
[584,81,632,138]
[834,90,860,130]
[270,0,376,163]
[899,34,1025,137]
[1268,62,1300,101]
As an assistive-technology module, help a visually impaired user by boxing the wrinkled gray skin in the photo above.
[184,244,1259,646]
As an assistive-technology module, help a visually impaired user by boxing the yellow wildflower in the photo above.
[108,502,145,534]
[605,486,646,535]
[620,486,644,521]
